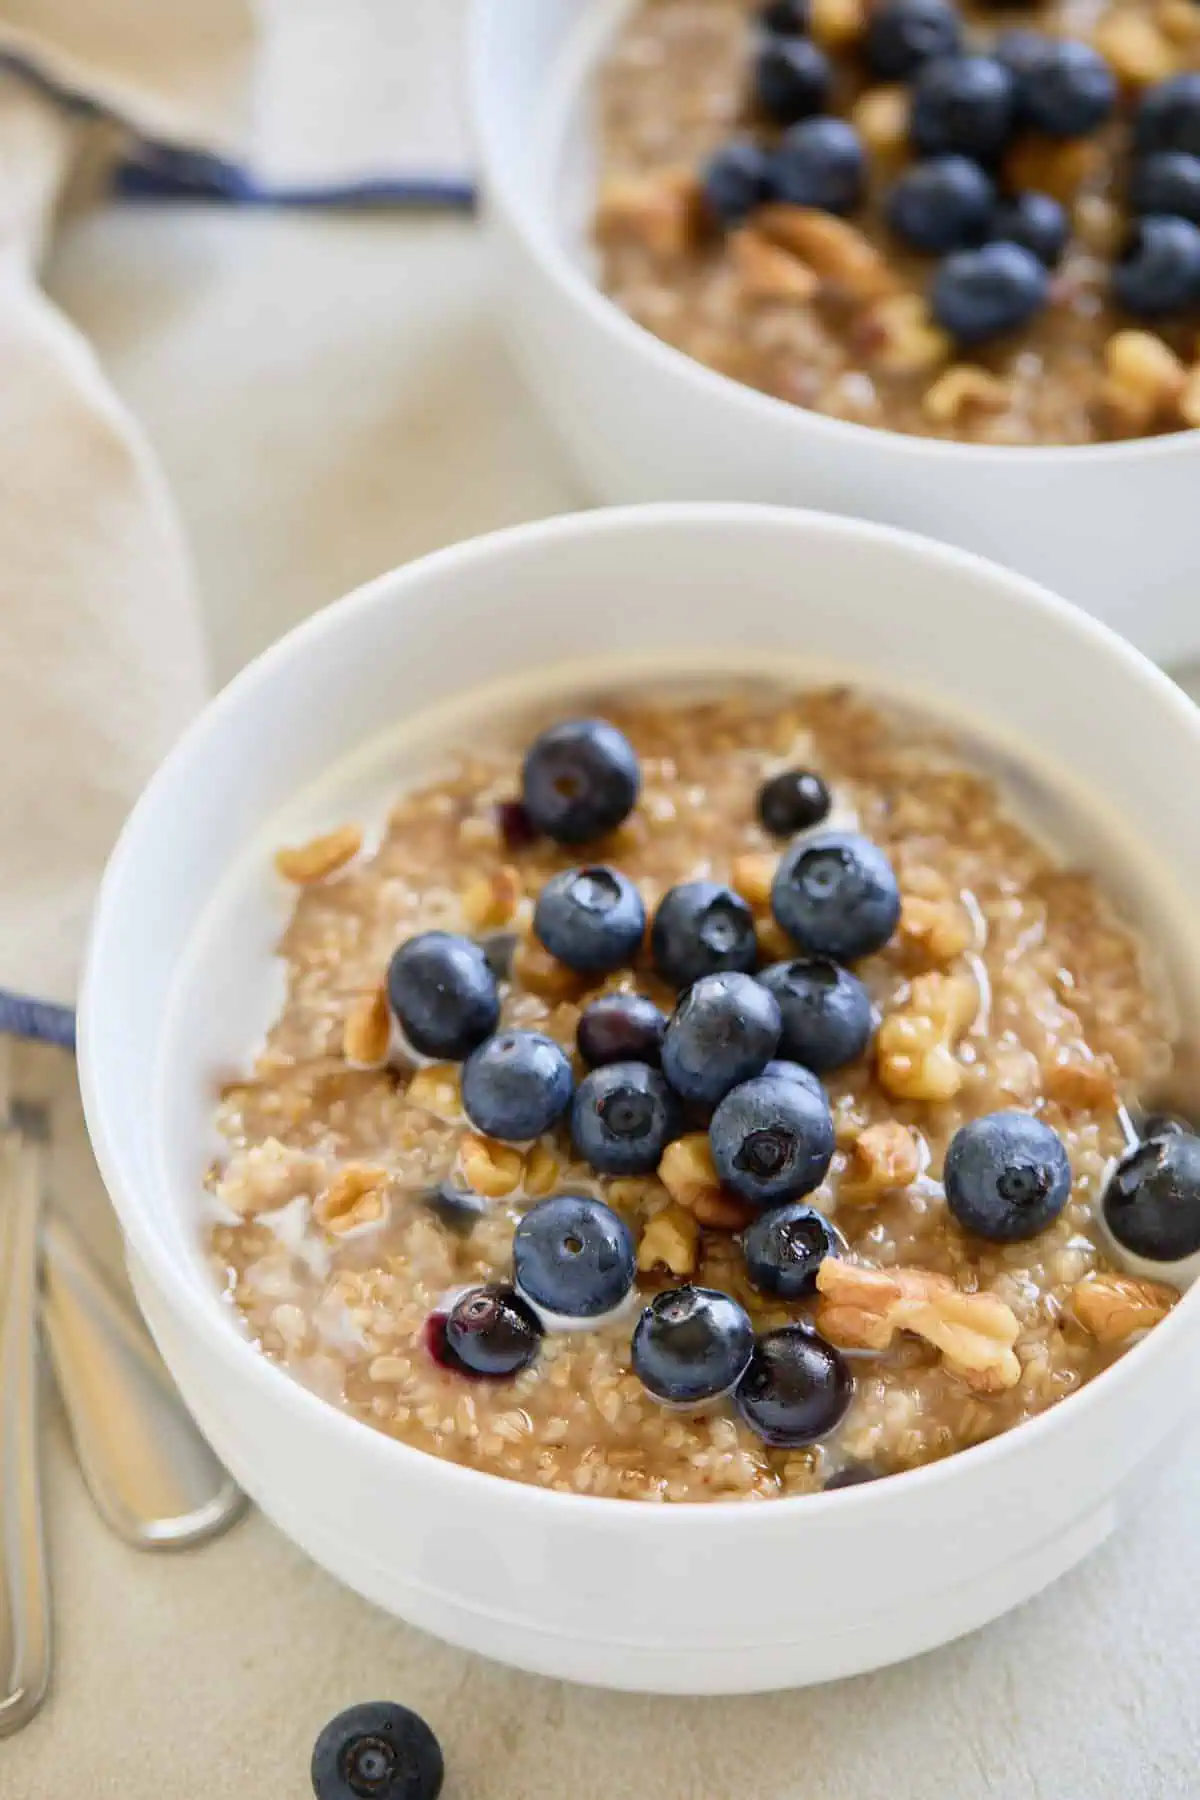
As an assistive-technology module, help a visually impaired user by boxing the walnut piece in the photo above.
[1070,1272,1178,1341]
[314,1165,389,1236]
[512,936,587,1002]
[730,228,819,303]
[1093,10,1176,83]
[637,1204,701,1279]
[274,824,363,884]
[850,85,909,163]
[595,169,702,259]
[458,1132,524,1198]
[757,206,898,301]
[1041,1047,1118,1110]
[343,986,390,1067]
[1102,330,1186,434]
[1178,363,1200,428]
[659,1133,755,1230]
[731,851,777,909]
[1004,135,1101,203]
[922,364,1009,426]
[406,1063,463,1121]
[876,971,977,1102]
[522,1140,560,1198]
[461,864,522,930]
[816,1257,1022,1391]
[897,887,974,966]
[856,294,952,377]
[1157,0,1200,44]
[811,0,867,50]
[840,1121,921,1203]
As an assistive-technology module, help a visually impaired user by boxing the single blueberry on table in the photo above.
[865,0,962,81]
[741,1200,845,1298]
[771,117,867,215]
[533,864,646,974]
[1020,38,1116,139]
[421,1181,489,1235]
[1135,72,1200,161]
[943,1110,1072,1242]
[989,190,1068,267]
[443,1285,542,1378]
[310,1701,444,1800]
[757,767,831,838]
[758,956,874,1073]
[632,1285,756,1405]
[577,992,667,1068]
[1113,215,1200,316]
[1129,150,1200,225]
[572,1061,681,1176]
[513,1194,637,1322]
[1103,1131,1200,1262]
[771,830,901,963]
[386,931,499,1060]
[661,971,782,1108]
[521,718,640,846]
[754,35,833,126]
[709,1072,835,1206]
[651,879,758,988]
[911,56,1018,164]
[735,1325,853,1446]
[932,241,1049,343]
[461,1030,573,1142]
[885,155,995,254]
[701,137,777,227]
[760,0,809,32]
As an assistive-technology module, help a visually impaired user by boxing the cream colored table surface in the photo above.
[7,198,1197,1799]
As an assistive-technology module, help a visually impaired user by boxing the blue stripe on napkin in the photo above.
[0,989,76,1050]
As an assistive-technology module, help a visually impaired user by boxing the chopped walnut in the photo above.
[1074,194,1124,257]
[1071,1272,1178,1341]
[461,864,522,930]
[856,293,952,377]
[850,85,909,164]
[731,851,777,909]
[1041,1048,1118,1110]
[1004,135,1102,203]
[458,1133,524,1198]
[840,1121,921,1202]
[1093,10,1176,83]
[897,888,974,967]
[512,936,587,1002]
[1157,0,1200,43]
[756,915,795,964]
[523,1140,559,1198]
[595,169,702,259]
[811,0,867,50]
[876,971,977,1102]
[637,1204,701,1279]
[816,1257,1022,1391]
[1179,363,1200,428]
[343,986,390,1067]
[730,228,819,303]
[1102,330,1187,434]
[922,364,1010,426]
[659,1133,755,1230]
[274,825,362,884]
[757,206,898,301]
[405,1063,463,1121]
[314,1165,389,1236]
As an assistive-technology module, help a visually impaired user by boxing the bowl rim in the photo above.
[466,0,1200,473]
[80,501,1200,1530]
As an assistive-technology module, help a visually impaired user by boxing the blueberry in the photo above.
[754,36,833,126]
[572,1061,680,1175]
[1130,151,1200,225]
[757,767,831,837]
[1103,1131,1200,1262]
[943,1111,1072,1242]
[577,993,666,1068]
[521,718,640,846]
[1019,39,1116,138]
[1140,1110,1190,1139]
[422,1182,489,1234]
[533,865,646,974]
[632,1286,755,1405]
[911,56,1018,163]
[771,117,867,215]
[885,156,995,253]
[741,1200,844,1298]
[1113,215,1200,316]
[651,880,758,988]
[824,1462,882,1489]
[701,137,777,226]
[762,1058,828,1101]
[513,1194,636,1321]
[993,27,1051,92]
[386,931,499,1060]
[771,830,901,963]
[444,1285,542,1378]
[735,1326,853,1446]
[710,1073,835,1205]
[1135,72,1200,161]
[661,972,782,1108]
[932,241,1049,343]
[989,190,1068,266]
[461,1030,573,1141]
[761,0,809,31]
[311,1702,443,1800]
[758,957,873,1073]
[865,0,962,81]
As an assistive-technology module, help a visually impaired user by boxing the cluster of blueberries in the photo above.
[701,0,1200,340]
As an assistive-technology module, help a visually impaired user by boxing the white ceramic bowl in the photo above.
[469,0,1200,666]
[81,505,1200,1695]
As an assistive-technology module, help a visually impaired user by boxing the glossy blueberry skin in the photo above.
[994,27,1051,92]
[1140,1110,1190,1139]
[932,241,1049,343]
[1103,1131,1200,1262]
[1130,151,1200,225]
[771,117,867,215]
[885,155,994,253]
[1021,39,1116,138]
[444,1285,542,1377]
[911,56,1018,164]
[762,1059,828,1102]
[577,993,666,1068]
[422,1181,489,1235]
[701,137,777,226]
[572,1061,681,1175]
[757,767,831,837]
[521,718,640,846]
[709,1072,835,1206]
[651,879,758,988]
[461,1030,574,1142]
[633,1286,756,1405]
[758,957,873,1073]
[386,931,500,1060]
[990,190,1068,266]
[771,830,901,963]
[661,972,782,1109]
[311,1702,444,1800]
[513,1194,637,1321]
[754,35,833,126]
[1113,215,1200,316]
[761,0,809,31]
[533,865,646,974]
[1135,72,1200,161]
[865,0,962,81]
[741,1201,845,1298]
[735,1326,853,1447]
[943,1111,1072,1242]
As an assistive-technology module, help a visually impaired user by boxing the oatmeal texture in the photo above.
[209,689,1175,1502]
[594,0,1200,444]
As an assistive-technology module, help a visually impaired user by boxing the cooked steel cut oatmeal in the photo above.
[593,0,1200,444]
[208,686,1190,1502]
